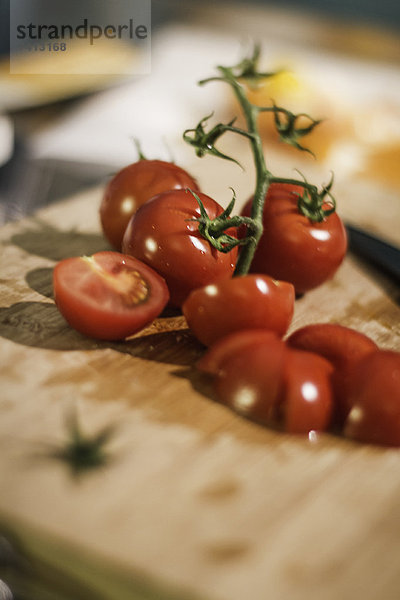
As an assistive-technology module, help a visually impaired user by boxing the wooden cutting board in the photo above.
[0,151,400,599]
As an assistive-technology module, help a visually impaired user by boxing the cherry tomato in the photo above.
[210,331,286,424]
[122,189,238,307]
[100,160,199,250]
[197,329,283,375]
[199,330,332,434]
[287,323,378,422]
[53,251,169,340]
[279,349,333,434]
[344,351,400,446]
[241,183,347,293]
[183,274,294,346]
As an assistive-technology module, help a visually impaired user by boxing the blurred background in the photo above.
[0,0,399,225]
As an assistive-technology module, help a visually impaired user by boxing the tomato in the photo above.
[279,349,333,434]
[122,189,238,307]
[100,160,199,250]
[344,351,400,446]
[241,183,347,293]
[197,329,283,374]
[183,274,294,346]
[211,332,286,424]
[53,251,169,340]
[287,323,378,422]
[198,330,332,434]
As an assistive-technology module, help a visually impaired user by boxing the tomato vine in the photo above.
[183,44,337,276]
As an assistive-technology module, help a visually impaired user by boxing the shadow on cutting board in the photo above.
[10,219,109,262]
[0,218,204,365]
[0,300,203,366]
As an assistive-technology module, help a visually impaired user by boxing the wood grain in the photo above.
[0,160,399,600]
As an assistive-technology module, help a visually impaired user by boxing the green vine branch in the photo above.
[183,45,336,275]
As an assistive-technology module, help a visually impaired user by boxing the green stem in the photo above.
[216,67,270,276]
[269,175,314,191]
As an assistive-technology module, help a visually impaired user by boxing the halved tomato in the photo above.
[53,251,169,340]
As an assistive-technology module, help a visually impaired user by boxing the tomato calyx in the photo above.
[265,173,336,223]
[268,103,322,156]
[223,44,279,85]
[183,113,251,169]
[295,173,336,223]
[132,137,147,161]
[187,189,254,254]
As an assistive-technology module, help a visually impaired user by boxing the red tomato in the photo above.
[211,332,286,424]
[287,323,378,422]
[344,351,400,446]
[122,189,238,307]
[198,329,283,374]
[53,251,169,340]
[198,330,332,434]
[279,349,333,434]
[241,183,347,293]
[100,160,199,250]
[183,274,294,346]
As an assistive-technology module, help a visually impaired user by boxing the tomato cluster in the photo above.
[100,159,199,251]
[198,323,400,446]
[52,157,399,447]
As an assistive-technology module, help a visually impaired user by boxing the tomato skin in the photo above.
[53,251,169,340]
[100,160,199,250]
[183,274,295,346]
[199,330,332,434]
[212,333,286,424]
[198,329,283,375]
[241,183,347,293]
[287,324,378,422]
[279,349,333,434]
[344,351,400,447]
[122,189,237,307]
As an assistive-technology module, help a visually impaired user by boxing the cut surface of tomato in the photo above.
[53,251,169,340]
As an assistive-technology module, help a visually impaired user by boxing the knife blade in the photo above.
[346,223,400,284]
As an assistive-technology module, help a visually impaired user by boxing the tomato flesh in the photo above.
[100,160,199,250]
[122,189,238,307]
[183,274,295,346]
[241,183,347,293]
[53,251,169,340]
